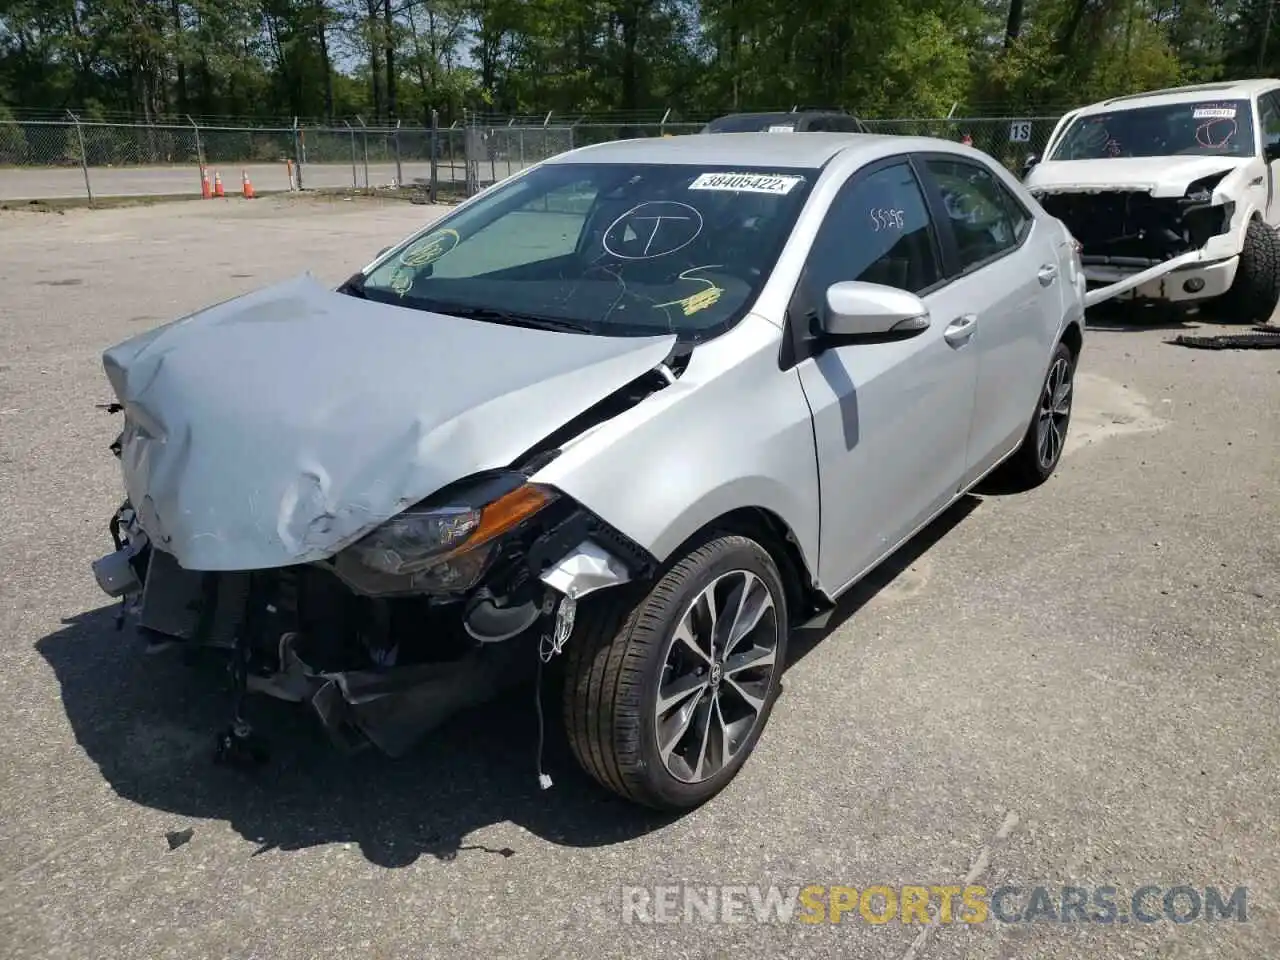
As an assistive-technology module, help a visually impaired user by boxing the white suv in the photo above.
[1024,79,1280,322]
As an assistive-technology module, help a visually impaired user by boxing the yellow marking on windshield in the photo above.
[400,228,460,267]
[389,266,414,296]
[654,266,726,317]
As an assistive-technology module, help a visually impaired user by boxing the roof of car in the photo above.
[548,132,948,170]
[1081,79,1280,113]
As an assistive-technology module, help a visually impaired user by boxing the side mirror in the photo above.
[1264,141,1280,164]
[819,281,930,340]
[1021,153,1040,178]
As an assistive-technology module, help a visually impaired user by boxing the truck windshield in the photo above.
[1050,99,1256,160]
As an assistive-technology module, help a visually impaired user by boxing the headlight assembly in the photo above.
[331,478,559,596]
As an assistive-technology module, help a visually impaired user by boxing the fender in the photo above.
[530,313,823,588]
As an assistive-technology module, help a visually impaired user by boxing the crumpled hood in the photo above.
[103,273,676,571]
[1026,155,1249,198]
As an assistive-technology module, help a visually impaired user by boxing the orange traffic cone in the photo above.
[241,169,256,199]
[200,166,211,199]
[213,170,225,198]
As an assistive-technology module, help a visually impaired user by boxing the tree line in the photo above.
[1,0,1278,127]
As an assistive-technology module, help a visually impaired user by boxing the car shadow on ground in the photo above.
[36,496,983,868]
[785,494,981,667]
[1084,301,1248,332]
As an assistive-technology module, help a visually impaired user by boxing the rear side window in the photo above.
[805,161,943,295]
[924,158,1030,271]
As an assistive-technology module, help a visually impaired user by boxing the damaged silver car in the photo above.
[93,132,1085,811]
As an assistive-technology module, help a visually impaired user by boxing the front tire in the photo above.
[997,340,1076,490]
[562,535,788,811]
[1219,218,1280,324]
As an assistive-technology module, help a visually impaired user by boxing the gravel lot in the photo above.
[1,196,1277,959]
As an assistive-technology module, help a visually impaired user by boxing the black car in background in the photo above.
[701,110,870,134]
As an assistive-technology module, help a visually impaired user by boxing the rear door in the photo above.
[789,156,980,592]
[916,154,1063,484]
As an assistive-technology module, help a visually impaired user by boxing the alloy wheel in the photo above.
[653,570,782,784]
[1036,355,1073,469]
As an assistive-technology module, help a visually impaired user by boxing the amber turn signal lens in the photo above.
[467,483,557,552]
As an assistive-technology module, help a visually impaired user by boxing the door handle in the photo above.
[1037,264,1059,286]
[943,314,977,345]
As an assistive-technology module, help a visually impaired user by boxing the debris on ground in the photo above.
[165,827,194,851]
[1168,326,1280,349]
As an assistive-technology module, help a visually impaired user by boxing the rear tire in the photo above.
[1219,218,1280,324]
[562,535,788,811]
[996,341,1076,490]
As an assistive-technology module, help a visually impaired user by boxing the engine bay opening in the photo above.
[1038,189,1234,267]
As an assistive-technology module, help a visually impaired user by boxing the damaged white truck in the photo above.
[1024,79,1280,321]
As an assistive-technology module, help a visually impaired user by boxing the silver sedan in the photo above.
[92,132,1087,811]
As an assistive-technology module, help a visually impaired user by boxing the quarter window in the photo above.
[925,158,1030,271]
[805,161,943,294]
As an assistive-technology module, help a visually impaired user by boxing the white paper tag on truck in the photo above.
[1193,106,1237,119]
[689,172,804,195]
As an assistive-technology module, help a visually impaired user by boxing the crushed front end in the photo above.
[93,477,655,764]
[87,273,681,770]
[88,354,681,768]
[1034,178,1239,304]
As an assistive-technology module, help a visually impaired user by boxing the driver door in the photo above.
[1258,92,1280,227]
[791,157,980,593]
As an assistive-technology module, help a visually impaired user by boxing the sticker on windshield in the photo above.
[399,228,459,267]
[1193,106,1236,119]
[653,266,725,317]
[689,172,804,194]
[767,125,796,133]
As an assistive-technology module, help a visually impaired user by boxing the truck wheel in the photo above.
[562,535,788,811]
[1221,218,1280,324]
[997,341,1076,490]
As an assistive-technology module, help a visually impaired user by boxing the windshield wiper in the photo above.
[436,305,595,334]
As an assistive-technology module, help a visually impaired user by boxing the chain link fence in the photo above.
[0,114,1061,205]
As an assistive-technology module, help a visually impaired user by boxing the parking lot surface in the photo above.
[1,196,1277,959]
[0,160,535,202]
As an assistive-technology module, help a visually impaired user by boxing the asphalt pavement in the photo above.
[0,195,1276,959]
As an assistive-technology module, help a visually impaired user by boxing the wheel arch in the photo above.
[1060,318,1083,359]
[658,505,827,627]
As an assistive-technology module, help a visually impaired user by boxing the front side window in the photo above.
[925,158,1029,271]
[360,162,815,340]
[804,161,942,295]
[1259,92,1280,153]
[1049,99,1257,160]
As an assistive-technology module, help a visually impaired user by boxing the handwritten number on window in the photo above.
[870,208,905,232]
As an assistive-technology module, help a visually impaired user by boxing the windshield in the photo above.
[703,115,794,133]
[360,162,814,340]
[1050,99,1256,160]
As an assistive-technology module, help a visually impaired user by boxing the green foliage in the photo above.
[0,0,1269,122]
